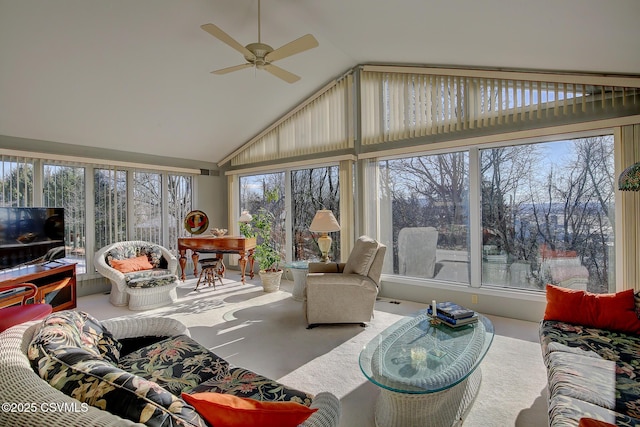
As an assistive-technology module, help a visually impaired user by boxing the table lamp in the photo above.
[309,210,340,262]
[238,210,253,237]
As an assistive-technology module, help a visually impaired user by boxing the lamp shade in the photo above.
[238,210,253,223]
[619,162,640,191]
[309,210,340,233]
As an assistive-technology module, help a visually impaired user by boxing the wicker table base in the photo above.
[374,368,482,427]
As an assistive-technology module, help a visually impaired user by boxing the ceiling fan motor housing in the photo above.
[246,42,273,66]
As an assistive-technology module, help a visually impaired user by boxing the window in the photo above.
[0,156,34,207]
[43,164,86,273]
[94,168,127,253]
[167,174,193,255]
[133,171,162,243]
[291,166,340,261]
[240,172,286,260]
[378,152,470,283]
[480,135,615,293]
[376,133,615,294]
[0,154,194,277]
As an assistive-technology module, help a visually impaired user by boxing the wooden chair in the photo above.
[195,256,225,290]
[0,283,52,332]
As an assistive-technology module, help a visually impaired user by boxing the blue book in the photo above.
[428,311,479,327]
[428,301,475,319]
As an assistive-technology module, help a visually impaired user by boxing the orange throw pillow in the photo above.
[181,392,317,427]
[544,284,640,334]
[110,255,153,273]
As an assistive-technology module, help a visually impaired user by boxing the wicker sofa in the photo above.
[539,285,640,426]
[0,311,341,427]
[95,240,179,310]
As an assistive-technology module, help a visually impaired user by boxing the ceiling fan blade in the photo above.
[263,64,300,84]
[201,23,256,61]
[264,34,319,63]
[212,63,253,75]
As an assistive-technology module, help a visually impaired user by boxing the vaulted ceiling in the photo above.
[1,0,639,166]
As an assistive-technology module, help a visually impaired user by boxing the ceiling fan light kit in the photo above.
[201,0,318,83]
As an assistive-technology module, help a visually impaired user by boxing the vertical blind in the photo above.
[0,155,34,207]
[166,174,192,255]
[360,70,640,146]
[228,75,354,167]
[94,167,127,251]
[43,161,87,273]
[133,171,163,244]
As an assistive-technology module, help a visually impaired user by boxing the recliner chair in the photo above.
[304,235,386,328]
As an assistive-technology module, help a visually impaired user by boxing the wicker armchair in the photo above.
[94,240,178,310]
[0,316,341,427]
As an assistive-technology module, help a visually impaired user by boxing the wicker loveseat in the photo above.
[539,285,640,427]
[0,311,341,427]
[95,240,179,310]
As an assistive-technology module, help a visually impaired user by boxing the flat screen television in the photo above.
[0,207,65,270]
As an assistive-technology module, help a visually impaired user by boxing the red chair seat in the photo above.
[0,304,53,332]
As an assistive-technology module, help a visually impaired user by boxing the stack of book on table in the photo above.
[427,301,478,328]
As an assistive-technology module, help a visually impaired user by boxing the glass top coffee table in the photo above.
[359,309,494,427]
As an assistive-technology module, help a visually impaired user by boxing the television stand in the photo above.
[0,263,77,312]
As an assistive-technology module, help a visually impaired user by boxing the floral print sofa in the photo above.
[539,285,640,427]
[0,310,340,427]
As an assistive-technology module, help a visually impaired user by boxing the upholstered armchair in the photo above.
[304,235,386,328]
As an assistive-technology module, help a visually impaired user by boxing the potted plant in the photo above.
[240,190,284,292]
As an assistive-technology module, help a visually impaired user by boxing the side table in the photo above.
[284,261,309,301]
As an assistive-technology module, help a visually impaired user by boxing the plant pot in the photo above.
[259,270,283,293]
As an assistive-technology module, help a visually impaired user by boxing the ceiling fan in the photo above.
[201,0,319,84]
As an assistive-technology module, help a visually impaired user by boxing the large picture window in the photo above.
[239,172,286,261]
[376,133,615,293]
[291,166,340,262]
[480,135,615,293]
[43,164,86,273]
[133,171,162,243]
[379,152,470,283]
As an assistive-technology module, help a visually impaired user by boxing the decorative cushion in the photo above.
[343,236,380,276]
[189,367,314,406]
[181,392,317,427]
[579,418,617,427]
[105,244,166,269]
[118,335,230,395]
[29,311,122,365]
[28,311,206,427]
[124,269,177,289]
[543,284,640,334]
[110,255,154,273]
[140,245,165,268]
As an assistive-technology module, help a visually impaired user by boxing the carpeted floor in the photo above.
[78,273,549,427]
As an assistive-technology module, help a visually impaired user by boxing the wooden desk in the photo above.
[0,262,77,311]
[178,236,256,283]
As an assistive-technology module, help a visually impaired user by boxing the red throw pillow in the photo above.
[578,418,617,427]
[544,284,640,334]
[181,392,317,427]
[110,255,153,273]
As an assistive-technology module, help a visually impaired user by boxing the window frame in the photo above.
[367,127,618,293]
